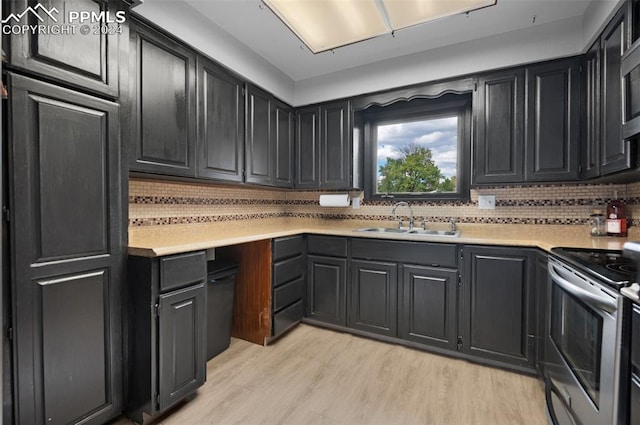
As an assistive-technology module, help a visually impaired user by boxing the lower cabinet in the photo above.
[304,236,539,373]
[307,235,348,326]
[307,255,347,326]
[125,251,207,423]
[272,236,305,337]
[461,245,536,370]
[349,260,398,337]
[399,265,458,352]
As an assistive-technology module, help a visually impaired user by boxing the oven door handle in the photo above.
[549,263,618,313]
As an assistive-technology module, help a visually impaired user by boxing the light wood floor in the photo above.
[116,324,547,425]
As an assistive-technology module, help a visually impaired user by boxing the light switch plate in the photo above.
[478,195,496,210]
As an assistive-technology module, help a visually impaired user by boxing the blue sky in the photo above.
[376,116,458,178]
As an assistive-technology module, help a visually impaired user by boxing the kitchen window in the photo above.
[359,93,471,201]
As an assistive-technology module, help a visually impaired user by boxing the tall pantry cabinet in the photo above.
[3,0,129,424]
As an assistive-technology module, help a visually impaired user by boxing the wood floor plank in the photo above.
[113,324,546,425]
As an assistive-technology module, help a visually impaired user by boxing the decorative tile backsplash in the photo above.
[129,178,640,227]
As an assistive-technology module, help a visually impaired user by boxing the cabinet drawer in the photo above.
[307,235,348,257]
[273,299,304,336]
[273,255,304,287]
[273,235,304,261]
[273,277,304,312]
[160,251,206,292]
[351,238,458,268]
[633,305,640,371]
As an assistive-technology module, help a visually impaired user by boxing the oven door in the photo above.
[545,259,621,425]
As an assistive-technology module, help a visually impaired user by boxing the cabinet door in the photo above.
[196,57,244,182]
[9,74,123,425]
[129,20,197,177]
[272,100,294,188]
[307,255,347,325]
[349,260,397,337]
[7,0,122,97]
[158,284,206,412]
[321,101,351,189]
[462,246,536,370]
[295,106,321,188]
[535,253,548,374]
[245,85,272,185]
[582,41,602,179]
[601,7,631,175]
[474,69,525,183]
[399,265,458,352]
[525,58,580,181]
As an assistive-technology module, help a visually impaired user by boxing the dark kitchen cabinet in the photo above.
[8,74,124,425]
[196,56,244,182]
[462,246,536,371]
[295,101,353,189]
[349,260,398,337]
[321,100,352,189]
[128,19,197,177]
[6,0,124,97]
[399,265,458,352]
[628,303,640,425]
[601,6,631,175]
[125,251,207,423]
[535,252,548,374]
[474,69,525,184]
[272,236,305,337]
[272,100,295,188]
[525,58,581,181]
[245,85,295,187]
[245,84,272,185]
[582,41,602,179]
[306,236,348,326]
[295,106,321,188]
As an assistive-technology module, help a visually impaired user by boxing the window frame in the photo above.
[359,94,472,201]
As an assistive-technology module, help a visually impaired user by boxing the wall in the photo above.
[129,178,640,228]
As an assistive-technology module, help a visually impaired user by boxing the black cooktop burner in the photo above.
[551,247,637,289]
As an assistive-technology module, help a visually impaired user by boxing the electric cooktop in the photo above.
[551,247,637,289]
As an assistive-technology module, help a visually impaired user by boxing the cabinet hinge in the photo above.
[2,206,9,222]
[474,82,478,92]
[457,274,462,287]
[457,337,463,350]
[578,164,582,174]
[155,393,160,410]
[6,327,13,341]
[459,247,463,261]
[154,303,159,317]
[242,87,246,96]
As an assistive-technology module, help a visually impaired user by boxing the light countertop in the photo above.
[128,218,639,257]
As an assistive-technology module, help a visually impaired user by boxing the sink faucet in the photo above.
[392,202,414,230]
[450,218,457,232]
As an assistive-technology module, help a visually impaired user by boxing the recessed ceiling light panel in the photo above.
[264,0,388,53]
[263,0,497,54]
[382,0,497,30]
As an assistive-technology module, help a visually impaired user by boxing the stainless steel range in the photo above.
[545,248,636,425]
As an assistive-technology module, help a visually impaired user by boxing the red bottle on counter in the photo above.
[606,191,628,237]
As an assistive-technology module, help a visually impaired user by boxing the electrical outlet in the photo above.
[478,195,496,210]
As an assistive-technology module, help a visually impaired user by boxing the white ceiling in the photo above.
[184,0,594,82]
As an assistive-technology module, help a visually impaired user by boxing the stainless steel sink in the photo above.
[407,229,460,237]
[353,227,460,237]
[354,227,409,233]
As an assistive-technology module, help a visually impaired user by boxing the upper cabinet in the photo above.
[245,84,273,185]
[6,0,124,97]
[197,56,244,182]
[581,4,639,179]
[525,58,581,182]
[474,69,525,184]
[295,100,353,189]
[245,85,295,188]
[474,58,580,185]
[601,6,631,175]
[128,19,197,177]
